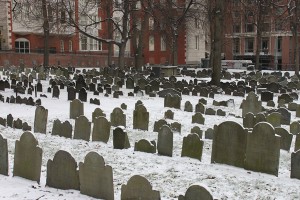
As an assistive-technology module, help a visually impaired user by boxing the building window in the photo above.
[69,40,73,52]
[60,40,64,53]
[80,34,101,51]
[261,38,269,54]
[60,10,66,23]
[275,20,283,31]
[80,35,88,50]
[277,36,282,52]
[161,35,166,51]
[195,19,200,28]
[149,17,154,30]
[195,35,199,50]
[233,38,240,54]
[15,38,30,53]
[233,24,240,33]
[245,38,254,53]
[245,23,254,32]
[149,35,154,51]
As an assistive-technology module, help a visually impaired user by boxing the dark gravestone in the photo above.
[242,92,262,117]
[74,115,91,141]
[52,119,72,138]
[192,112,205,125]
[164,94,181,109]
[78,88,87,102]
[92,108,106,123]
[261,91,274,102]
[121,175,160,200]
[291,150,300,180]
[0,117,6,127]
[46,150,80,190]
[184,101,193,112]
[7,114,13,128]
[191,126,202,139]
[92,116,111,143]
[13,132,42,183]
[153,119,168,132]
[79,152,114,200]
[133,104,149,131]
[113,127,130,149]
[181,133,203,161]
[67,86,76,101]
[178,185,213,200]
[134,139,156,153]
[165,110,174,119]
[34,106,48,134]
[275,127,293,151]
[22,122,31,131]
[0,134,8,176]
[52,85,60,98]
[110,107,126,127]
[157,125,173,157]
[70,99,84,119]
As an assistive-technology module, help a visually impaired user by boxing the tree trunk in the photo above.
[173,34,178,66]
[106,1,113,67]
[135,12,149,70]
[295,0,299,75]
[42,0,49,67]
[210,0,223,86]
[118,44,126,69]
[255,12,262,71]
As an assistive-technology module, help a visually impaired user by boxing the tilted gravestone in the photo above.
[0,134,8,176]
[245,122,281,176]
[181,133,203,161]
[113,127,130,149]
[92,116,111,143]
[242,91,262,117]
[211,121,247,168]
[133,104,149,131]
[121,175,160,200]
[192,112,205,125]
[13,132,42,183]
[74,115,91,141]
[46,150,80,190]
[134,139,156,154]
[70,99,84,119]
[291,150,300,180]
[178,185,213,200]
[157,125,173,157]
[79,152,114,200]
[34,106,48,134]
[92,108,106,123]
[110,107,126,127]
[275,127,293,151]
[52,119,72,138]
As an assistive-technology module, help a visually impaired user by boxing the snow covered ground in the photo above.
[0,69,300,199]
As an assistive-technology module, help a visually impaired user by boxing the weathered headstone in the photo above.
[184,101,193,112]
[275,127,293,151]
[13,132,42,183]
[79,152,114,200]
[164,110,174,119]
[266,112,282,127]
[153,119,168,132]
[113,127,130,149]
[157,125,173,157]
[34,106,48,134]
[181,133,203,161]
[78,87,87,102]
[192,112,205,125]
[121,175,160,200]
[92,116,111,143]
[70,99,84,119]
[133,104,149,131]
[290,121,300,135]
[46,150,80,190]
[242,91,262,117]
[52,119,73,138]
[134,139,156,153]
[74,115,91,141]
[0,134,8,176]
[291,150,300,180]
[243,112,255,128]
[110,107,126,127]
[92,108,106,123]
[178,185,213,200]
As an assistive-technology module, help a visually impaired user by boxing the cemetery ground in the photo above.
[0,68,300,199]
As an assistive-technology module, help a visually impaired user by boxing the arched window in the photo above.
[15,38,30,53]
[69,40,73,52]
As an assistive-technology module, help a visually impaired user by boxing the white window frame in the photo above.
[149,35,154,51]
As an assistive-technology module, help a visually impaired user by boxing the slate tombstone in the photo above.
[275,127,292,151]
[92,108,106,123]
[181,133,203,161]
[211,121,247,168]
[178,185,213,200]
[243,112,255,128]
[121,103,127,110]
[242,91,262,117]
[74,115,91,141]
[205,108,216,115]
[67,86,76,101]
[113,127,130,149]
[288,102,298,111]
[171,122,181,133]
[164,93,181,109]
[13,132,42,183]
[126,77,134,89]
[245,122,281,176]
[110,107,126,127]
[0,134,8,176]
[121,175,160,200]
[78,87,87,102]
[205,128,214,139]
[46,150,80,190]
[261,91,274,102]
[52,119,73,138]
[164,110,174,119]
[34,106,48,134]
[133,104,149,131]
[192,112,205,125]
[195,102,205,114]
[255,112,266,124]
[266,112,282,127]
[290,121,300,135]
[134,139,156,153]
[157,125,173,157]
[291,150,300,180]
[153,119,168,132]
[22,122,31,131]
[191,126,203,139]
[92,116,111,143]
[275,107,291,125]
[52,85,60,98]
[0,117,6,127]
[79,152,114,200]
[70,99,84,119]
[184,101,193,112]
[13,118,23,129]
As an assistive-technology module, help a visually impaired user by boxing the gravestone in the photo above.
[184,101,193,112]
[211,121,247,168]
[195,102,205,114]
[266,112,282,127]
[242,91,262,117]
[133,104,149,131]
[0,134,8,176]
[157,125,173,157]
[79,152,114,200]
[0,117,6,127]
[52,119,73,138]
[67,86,76,101]
[110,107,126,127]
[52,85,60,98]
[134,139,156,153]
[171,122,181,133]
[164,94,181,109]
[205,128,214,139]
[290,121,300,135]
[164,110,174,119]
[181,133,203,161]
[243,113,255,129]
[291,150,300,180]
[192,112,205,125]
[113,127,130,149]
[267,100,275,107]
[245,122,281,176]
[191,126,202,139]
[34,106,48,134]
[92,108,106,123]
[121,175,160,200]
[7,114,13,128]
[276,108,291,125]
[46,150,80,190]
[13,118,23,129]
[70,99,84,119]
[153,119,168,132]
[92,116,111,143]
[126,77,134,89]
[78,88,87,102]
[13,132,42,183]
[275,127,293,151]
[261,91,273,102]
[178,185,213,200]
[74,115,91,141]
